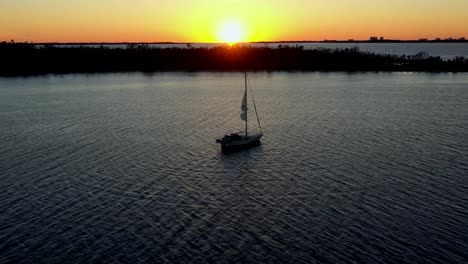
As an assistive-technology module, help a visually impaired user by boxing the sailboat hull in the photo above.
[217,133,263,150]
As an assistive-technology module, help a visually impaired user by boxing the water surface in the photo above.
[1,72,467,263]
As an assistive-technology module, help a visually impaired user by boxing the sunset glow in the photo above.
[218,21,245,44]
[0,0,467,42]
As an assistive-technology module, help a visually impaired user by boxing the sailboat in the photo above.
[216,72,263,150]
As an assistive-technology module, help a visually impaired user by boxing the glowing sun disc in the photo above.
[219,21,245,44]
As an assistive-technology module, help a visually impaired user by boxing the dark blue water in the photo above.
[1,72,467,263]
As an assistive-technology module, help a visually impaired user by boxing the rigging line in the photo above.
[247,76,263,134]
[244,72,248,136]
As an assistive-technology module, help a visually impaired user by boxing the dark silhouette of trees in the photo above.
[1,42,467,76]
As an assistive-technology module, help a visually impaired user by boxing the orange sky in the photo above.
[0,0,467,42]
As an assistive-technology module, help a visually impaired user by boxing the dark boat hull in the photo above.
[221,138,261,150]
[216,133,263,151]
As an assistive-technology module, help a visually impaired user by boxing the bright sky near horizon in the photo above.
[0,0,467,43]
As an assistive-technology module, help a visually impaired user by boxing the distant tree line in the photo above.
[1,41,467,76]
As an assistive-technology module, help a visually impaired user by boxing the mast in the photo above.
[244,72,248,136]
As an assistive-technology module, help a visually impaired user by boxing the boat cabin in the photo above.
[216,133,243,144]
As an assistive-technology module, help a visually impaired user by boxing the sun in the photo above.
[218,21,245,44]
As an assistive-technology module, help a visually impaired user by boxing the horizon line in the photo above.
[3,38,468,45]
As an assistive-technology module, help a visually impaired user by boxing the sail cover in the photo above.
[240,89,248,121]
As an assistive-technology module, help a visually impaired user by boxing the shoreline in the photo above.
[3,70,468,78]
[1,44,467,76]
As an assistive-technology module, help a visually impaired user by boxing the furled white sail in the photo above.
[240,111,247,121]
[240,89,248,121]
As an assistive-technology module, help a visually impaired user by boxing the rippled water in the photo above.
[1,72,467,263]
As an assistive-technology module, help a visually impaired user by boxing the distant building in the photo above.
[348,39,355,42]
[435,38,441,41]
[419,38,428,42]
[379,37,384,41]
[458,37,466,41]
[370,37,378,41]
